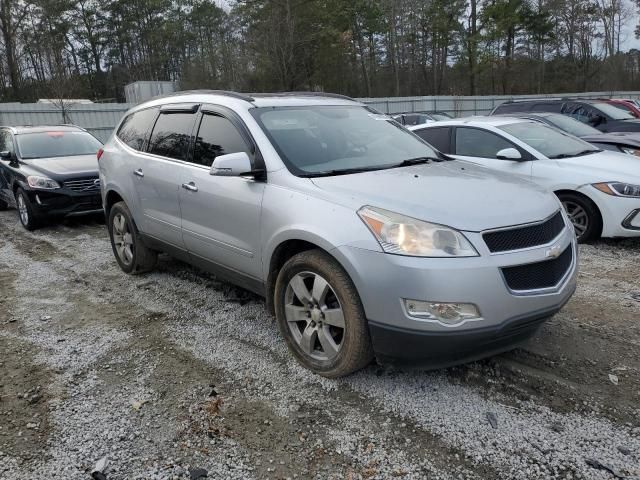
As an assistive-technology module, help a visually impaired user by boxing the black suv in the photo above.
[490,99,640,133]
[0,125,103,230]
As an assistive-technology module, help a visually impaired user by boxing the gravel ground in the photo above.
[0,210,639,479]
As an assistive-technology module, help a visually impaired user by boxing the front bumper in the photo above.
[25,189,103,217]
[332,224,577,368]
[580,185,640,237]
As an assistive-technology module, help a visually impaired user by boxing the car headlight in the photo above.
[358,206,478,257]
[621,147,640,156]
[593,182,640,198]
[27,176,61,189]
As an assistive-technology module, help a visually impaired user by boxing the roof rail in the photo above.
[151,89,255,102]
[250,91,356,101]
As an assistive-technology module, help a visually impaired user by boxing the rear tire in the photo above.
[15,188,40,231]
[274,249,374,378]
[108,201,157,274]
[557,192,602,243]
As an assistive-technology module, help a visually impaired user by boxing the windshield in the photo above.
[17,131,102,159]
[252,106,440,176]
[499,122,598,158]
[430,112,452,120]
[592,102,635,120]
[545,114,601,136]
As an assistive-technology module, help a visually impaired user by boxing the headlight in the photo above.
[358,206,478,257]
[593,182,640,198]
[621,147,640,156]
[27,176,60,189]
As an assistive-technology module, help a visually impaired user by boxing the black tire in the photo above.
[15,188,41,231]
[557,192,602,243]
[108,201,157,274]
[274,249,374,378]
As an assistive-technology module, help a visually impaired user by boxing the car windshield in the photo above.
[252,105,441,176]
[499,122,599,159]
[544,114,602,136]
[592,102,635,120]
[430,112,452,120]
[17,131,102,159]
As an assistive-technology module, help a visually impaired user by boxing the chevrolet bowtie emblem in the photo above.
[545,244,562,259]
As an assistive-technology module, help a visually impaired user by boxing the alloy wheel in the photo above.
[284,271,345,362]
[562,200,589,238]
[17,194,28,225]
[112,213,134,265]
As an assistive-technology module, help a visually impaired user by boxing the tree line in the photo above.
[1,0,640,103]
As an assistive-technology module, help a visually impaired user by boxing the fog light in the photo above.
[404,299,480,324]
[622,209,640,229]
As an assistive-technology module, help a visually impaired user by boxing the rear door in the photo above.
[137,104,198,247]
[179,106,266,280]
[450,126,533,178]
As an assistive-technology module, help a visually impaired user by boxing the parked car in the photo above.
[410,117,640,242]
[392,111,452,126]
[490,98,640,133]
[598,98,640,118]
[0,125,103,230]
[100,91,577,377]
[494,112,640,155]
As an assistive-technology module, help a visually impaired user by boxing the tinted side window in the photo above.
[455,128,515,158]
[117,108,158,151]
[414,127,451,153]
[148,112,196,161]
[531,102,562,112]
[192,114,250,167]
[0,131,12,151]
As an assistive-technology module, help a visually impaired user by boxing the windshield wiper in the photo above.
[550,149,599,159]
[300,166,388,178]
[393,156,440,167]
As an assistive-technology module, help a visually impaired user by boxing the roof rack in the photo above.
[152,89,255,102]
[250,91,356,101]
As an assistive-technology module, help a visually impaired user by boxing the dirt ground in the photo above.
[0,209,639,479]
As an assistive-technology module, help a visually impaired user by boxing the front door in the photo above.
[179,110,265,280]
[450,126,533,179]
[0,131,16,205]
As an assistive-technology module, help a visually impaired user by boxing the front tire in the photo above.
[15,188,40,230]
[558,192,602,243]
[274,249,374,378]
[108,201,157,274]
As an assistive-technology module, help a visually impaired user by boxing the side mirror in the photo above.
[210,152,254,177]
[0,150,11,160]
[589,114,605,126]
[496,148,522,160]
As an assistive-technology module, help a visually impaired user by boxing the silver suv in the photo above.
[99,91,577,377]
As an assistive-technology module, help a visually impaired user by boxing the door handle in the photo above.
[133,169,144,178]
[181,182,198,192]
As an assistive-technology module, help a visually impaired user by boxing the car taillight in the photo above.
[97,148,104,161]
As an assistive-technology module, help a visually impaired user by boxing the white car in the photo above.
[410,117,640,241]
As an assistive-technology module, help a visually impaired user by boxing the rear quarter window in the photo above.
[117,108,158,151]
[492,102,531,114]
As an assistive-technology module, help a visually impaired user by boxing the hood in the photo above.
[310,161,559,232]
[21,154,99,178]
[555,150,640,183]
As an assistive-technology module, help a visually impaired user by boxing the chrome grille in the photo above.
[63,178,101,192]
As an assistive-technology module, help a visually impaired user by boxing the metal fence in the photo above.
[358,91,640,116]
[3,91,640,142]
[0,103,133,142]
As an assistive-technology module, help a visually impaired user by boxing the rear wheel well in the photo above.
[105,191,124,217]
[554,189,603,238]
[266,240,328,314]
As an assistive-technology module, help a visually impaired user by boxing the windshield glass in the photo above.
[251,106,439,176]
[499,122,598,158]
[545,114,601,136]
[592,102,635,120]
[17,131,102,159]
[430,113,451,121]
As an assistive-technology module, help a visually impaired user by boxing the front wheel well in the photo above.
[266,240,331,314]
[554,189,603,239]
